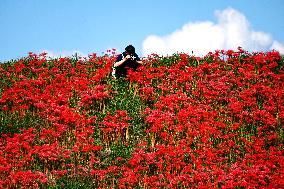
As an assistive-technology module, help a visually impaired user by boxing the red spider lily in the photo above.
[0,50,283,188]
[98,110,132,146]
[79,85,110,106]
[9,170,48,188]
[33,141,62,161]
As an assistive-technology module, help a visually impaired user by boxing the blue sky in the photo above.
[0,0,284,62]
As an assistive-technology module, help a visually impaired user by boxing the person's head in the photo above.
[125,45,135,55]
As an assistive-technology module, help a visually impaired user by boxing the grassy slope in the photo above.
[0,50,284,188]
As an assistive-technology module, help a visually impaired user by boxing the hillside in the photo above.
[0,49,284,188]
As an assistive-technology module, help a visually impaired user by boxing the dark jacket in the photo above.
[114,52,141,78]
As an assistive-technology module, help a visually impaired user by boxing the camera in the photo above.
[129,55,135,61]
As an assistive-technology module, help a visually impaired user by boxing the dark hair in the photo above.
[125,45,135,54]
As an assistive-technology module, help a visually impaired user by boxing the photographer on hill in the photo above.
[112,45,143,79]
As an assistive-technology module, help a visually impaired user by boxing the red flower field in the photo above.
[0,49,283,188]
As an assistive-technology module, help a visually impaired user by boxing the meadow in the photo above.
[0,48,283,188]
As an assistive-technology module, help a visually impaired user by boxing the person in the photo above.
[112,45,143,79]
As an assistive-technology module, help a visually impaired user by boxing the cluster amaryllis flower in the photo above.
[0,48,283,188]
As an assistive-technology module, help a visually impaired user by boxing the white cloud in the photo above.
[271,41,284,54]
[142,7,284,56]
[40,50,88,59]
